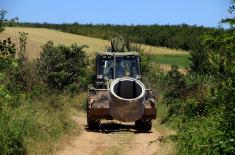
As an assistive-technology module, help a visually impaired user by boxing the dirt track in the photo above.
[55,113,162,155]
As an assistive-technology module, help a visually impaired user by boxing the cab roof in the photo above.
[96,51,140,57]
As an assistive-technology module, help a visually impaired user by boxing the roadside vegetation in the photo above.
[142,2,235,154]
[0,10,91,154]
[1,1,234,154]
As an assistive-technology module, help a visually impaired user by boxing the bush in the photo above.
[37,41,90,92]
[158,28,235,154]
[189,41,210,74]
[0,12,80,154]
[177,116,225,155]
[0,92,77,154]
[160,69,212,128]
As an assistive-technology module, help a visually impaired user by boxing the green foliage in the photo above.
[0,13,82,154]
[37,41,89,91]
[0,38,16,72]
[158,63,235,154]
[203,30,235,79]
[0,9,7,32]
[18,32,28,63]
[3,31,44,95]
[0,105,28,154]
[0,38,16,59]
[177,116,225,155]
[0,37,16,99]
[140,51,151,74]
[221,0,235,26]
[200,29,235,154]
[0,33,76,154]
[153,17,235,154]
[0,92,77,155]
[163,67,211,118]
[189,41,210,73]
[15,22,218,52]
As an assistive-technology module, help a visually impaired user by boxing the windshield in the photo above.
[115,57,139,78]
[98,58,114,79]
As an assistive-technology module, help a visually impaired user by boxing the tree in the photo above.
[0,10,7,32]
[221,0,235,27]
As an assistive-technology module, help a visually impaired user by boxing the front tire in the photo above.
[135,119,152,132]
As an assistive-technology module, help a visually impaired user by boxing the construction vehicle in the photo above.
[87,36,156,131]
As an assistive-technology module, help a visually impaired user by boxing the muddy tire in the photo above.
[87,117,100,130]
[87,100,100,130]
[135,119,152,132]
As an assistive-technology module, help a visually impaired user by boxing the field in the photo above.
[150,54,190,67]
[0,27,189,69]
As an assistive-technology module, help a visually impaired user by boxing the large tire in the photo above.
[135,119,152,132]
[87,100,100,130]
[87,117,100,130]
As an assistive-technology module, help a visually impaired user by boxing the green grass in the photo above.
[0,92,80,154]
[150,54,190,67]
[151,103,177,155]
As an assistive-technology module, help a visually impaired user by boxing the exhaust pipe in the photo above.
[109,77,145,122]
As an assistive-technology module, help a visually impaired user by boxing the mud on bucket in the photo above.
[109,77,145,122]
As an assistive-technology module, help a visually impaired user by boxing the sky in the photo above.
[0,0,232,27]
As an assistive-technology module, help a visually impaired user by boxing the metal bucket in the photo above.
[109,77,145,122]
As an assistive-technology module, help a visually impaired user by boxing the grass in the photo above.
[0,92,80,154]
[70,92,88,112]
[152,103,177,155]
[150,54,190,67]
[0,27,189,59]
[153,103,176,137]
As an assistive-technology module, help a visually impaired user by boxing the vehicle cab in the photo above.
[95,52,141,88]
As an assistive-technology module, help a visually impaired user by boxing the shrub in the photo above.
[177,116,225,155]
[0,12,79,154]
[161,27,235,155]
[0,92,77,154]
[37,41,89,91]
[189,41,210,74]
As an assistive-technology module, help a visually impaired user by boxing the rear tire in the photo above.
[135,119,152,132]
[87,117,100,130]
[87,100,100,130]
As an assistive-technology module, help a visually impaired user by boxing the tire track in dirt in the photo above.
[55,113,162,155]
[55,116,116,155]
[125,129,161,155]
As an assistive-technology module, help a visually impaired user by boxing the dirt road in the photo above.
[55,113,163,155]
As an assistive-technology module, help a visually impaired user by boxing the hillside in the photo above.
[17,23,216,51]
[0,27,188,60]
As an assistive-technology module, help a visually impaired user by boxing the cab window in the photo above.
[115,56,139,78]
[98,58,114,79]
